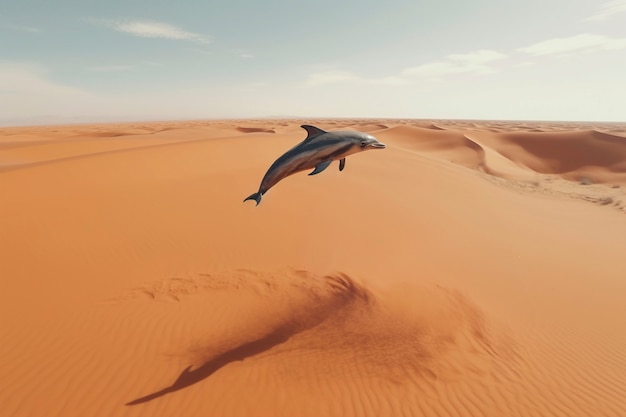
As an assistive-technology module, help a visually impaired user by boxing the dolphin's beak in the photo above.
[370,142,386,149]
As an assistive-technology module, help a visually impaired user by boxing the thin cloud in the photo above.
[0,61,96,125]
[447,49,508,63]
[87,65,136,72]
[6,24,42,33]
[305,70,405,86]
[306,49,507,87]
[518,33,626,55]
[0,61,85,95]
[95,19,211,44]
[236,81,270,92]
[585,0,626,21]
[306,70,357,85]
[403,49,507,77]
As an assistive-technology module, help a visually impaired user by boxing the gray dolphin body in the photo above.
[244,125,386,205]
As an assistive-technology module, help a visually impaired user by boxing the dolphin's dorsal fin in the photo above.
[301,125,327,141]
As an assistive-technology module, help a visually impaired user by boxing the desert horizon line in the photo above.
[2,115,625,129]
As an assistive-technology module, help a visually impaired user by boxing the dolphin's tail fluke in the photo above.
[243,191,262,206]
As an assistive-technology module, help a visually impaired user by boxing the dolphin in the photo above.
[243,125,386,205]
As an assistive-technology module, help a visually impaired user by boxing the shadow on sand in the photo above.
[126,323,293,405]
[127,273,371,406]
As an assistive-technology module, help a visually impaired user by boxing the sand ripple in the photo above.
[117,269,517,416]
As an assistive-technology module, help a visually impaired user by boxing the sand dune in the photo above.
[376,125,486,169]
[1,119,626,417]
[236,127,277,134]
[467,129,626,184]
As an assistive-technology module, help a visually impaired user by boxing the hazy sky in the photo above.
[1,0,625,125]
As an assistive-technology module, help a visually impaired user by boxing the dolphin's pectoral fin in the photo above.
[308,160,332,176]
[339,158,346,171]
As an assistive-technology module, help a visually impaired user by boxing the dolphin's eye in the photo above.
[360,141,367,147]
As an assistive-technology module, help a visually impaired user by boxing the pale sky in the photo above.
[1,0,625,125]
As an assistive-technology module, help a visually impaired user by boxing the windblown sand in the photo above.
[1,119,625,417]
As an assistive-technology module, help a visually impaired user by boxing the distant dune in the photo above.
[1,119,625,417]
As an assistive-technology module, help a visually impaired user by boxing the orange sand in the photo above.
[1,119,626,417]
